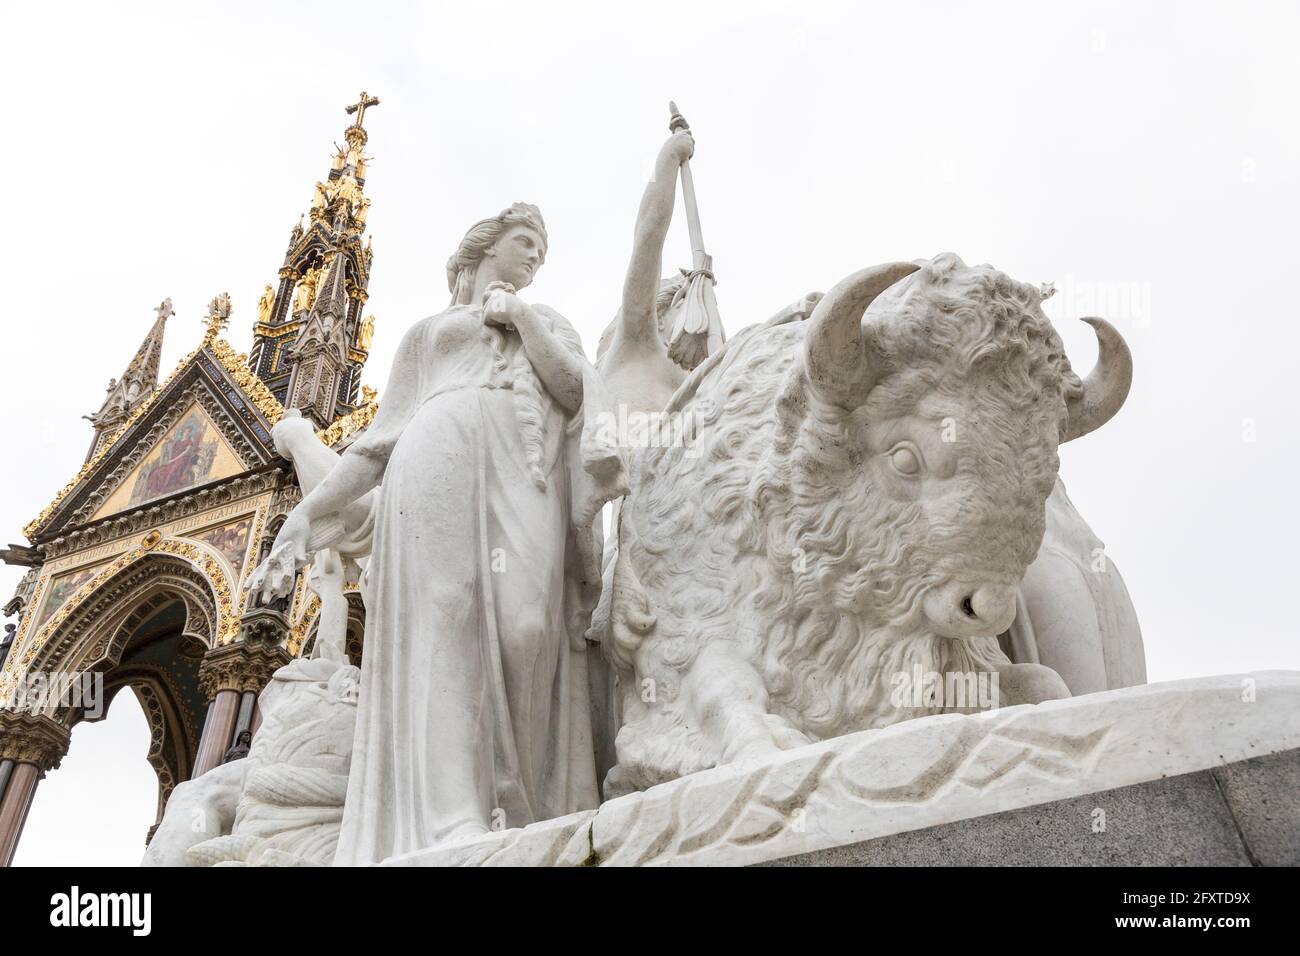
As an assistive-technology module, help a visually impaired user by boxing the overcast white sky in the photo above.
[2,1,1296,866]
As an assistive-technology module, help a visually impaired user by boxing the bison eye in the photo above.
[889,444,922,477]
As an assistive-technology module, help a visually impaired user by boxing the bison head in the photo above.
[772,253,1130,645]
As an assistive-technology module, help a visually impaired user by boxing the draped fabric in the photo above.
[332,303,624,865]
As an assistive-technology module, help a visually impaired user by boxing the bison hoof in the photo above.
[997,662,1071,705]
[722,713,810,765]
[765,713,812,751]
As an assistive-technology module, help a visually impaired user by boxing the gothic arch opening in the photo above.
[29,552,223,681]
[22,553,223,845]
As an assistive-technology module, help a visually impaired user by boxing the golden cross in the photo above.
[345,91,380,129]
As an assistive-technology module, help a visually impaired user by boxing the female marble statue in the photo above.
[250,203,624,864]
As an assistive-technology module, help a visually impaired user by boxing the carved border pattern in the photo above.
[59,379,264,530]
[232,505,269,622]
[316,396,379,448]
[267,489,301,525]
[197,642,292,698]
[0,537,236,698]
[207,336,286,425]
[24,337,283,540]
[3,567,39,618]
[0,711,71,771]
[287,593,322,658]
[131,680,180,811]
[40,475,284,562]
[15,565,210,690]
[12,496,277,698]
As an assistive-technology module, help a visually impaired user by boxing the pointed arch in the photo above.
[102,666,199,826]
[21,542,234,682]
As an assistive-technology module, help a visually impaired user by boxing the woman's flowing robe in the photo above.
[332,302,624,865]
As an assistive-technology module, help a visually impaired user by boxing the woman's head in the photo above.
[446,202,548,305]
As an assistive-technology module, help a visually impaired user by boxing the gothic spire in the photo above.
[84,298,172,461]
[247,93,380,420]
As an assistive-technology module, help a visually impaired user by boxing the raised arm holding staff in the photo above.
[664,102,725,371]
[596,122,696,413]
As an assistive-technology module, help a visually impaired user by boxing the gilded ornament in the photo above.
[256,284,275,325]
[0,536,239,697]
[24,333,283,540]
[315,397,379,448]
[203,292,232,343]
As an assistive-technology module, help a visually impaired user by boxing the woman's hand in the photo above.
[247,507,311,603]
[482,281,525,330]
[660,129,695,168]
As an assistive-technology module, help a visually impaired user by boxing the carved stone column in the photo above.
[0,712,71,866]
[192,624,291,779]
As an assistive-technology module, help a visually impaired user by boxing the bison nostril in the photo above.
[961,596,977,618]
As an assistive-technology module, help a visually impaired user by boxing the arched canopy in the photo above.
[24,545,231,681]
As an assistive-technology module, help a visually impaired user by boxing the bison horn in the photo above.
[804,261,920,410]
[1061,317,1133,443]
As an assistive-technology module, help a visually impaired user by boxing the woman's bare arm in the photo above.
[617,130,694,349]
[301,317,427,525]
[298,453,385,525]
[511,304,584,414]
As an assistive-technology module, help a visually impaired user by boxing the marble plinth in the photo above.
[382,671,1300,867]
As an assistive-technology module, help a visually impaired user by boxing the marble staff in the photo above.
[665,101,725,370]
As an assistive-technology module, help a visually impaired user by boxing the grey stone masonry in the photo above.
[763,748,1298,866]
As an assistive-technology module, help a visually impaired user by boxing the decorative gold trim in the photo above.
[23,336,284,540]
[287,593,321,657]
[206,337,286,428]
[233,505,268,620]
[202,293,232,344]
[251,322,301,340]
[0,536,238,696]
[23,344,203,538]
[316,397,379,448]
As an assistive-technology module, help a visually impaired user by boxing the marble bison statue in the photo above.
[603,253,1132,793]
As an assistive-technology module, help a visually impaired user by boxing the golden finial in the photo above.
[361,384,378,405]
[345,91,381,130]
[204,292,232,343]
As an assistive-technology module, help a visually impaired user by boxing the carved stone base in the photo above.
[761,748,1298,866]
[380,671,1300,867]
